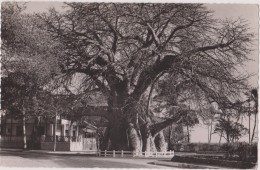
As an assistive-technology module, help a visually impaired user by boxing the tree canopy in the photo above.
[1,2,256,151]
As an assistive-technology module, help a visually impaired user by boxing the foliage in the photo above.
[214,117,248,143]
[39,3,253,103]
[1,72,39,118]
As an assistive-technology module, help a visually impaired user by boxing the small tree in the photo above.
[180,110,199,143]
[244,89,258,143]
[214,117,248,143]
[1,72,40,149]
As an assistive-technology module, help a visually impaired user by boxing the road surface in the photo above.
[0,150,173,168]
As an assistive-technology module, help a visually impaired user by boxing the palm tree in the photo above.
[250,89,258,143]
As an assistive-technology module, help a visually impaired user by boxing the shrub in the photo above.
[221,142,257,162]
[221,143,237,157]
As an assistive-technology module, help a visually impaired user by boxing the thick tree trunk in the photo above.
[109,120,128,150]
[127,123,142,153]
[105,89,144,152]
[251,113,257,143]
[104,83,173,152]
[144,135,157,153]
[187,125,190,143]
[168,125,173,150]
[141,123,156,152]
[219,131,223,144]
[100,127,111,150]
[155,131,167,152]
[107,118,143,152]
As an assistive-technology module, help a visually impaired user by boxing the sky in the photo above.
[19,1,259,143]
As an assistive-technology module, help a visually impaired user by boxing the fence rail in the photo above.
[41,136,81,142]
[98,150,174,158]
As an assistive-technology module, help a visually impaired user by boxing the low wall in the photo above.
[70,141,83,151]
[38,137,98,151]
[0,141,24,149]
[41,142,70,151]
[41,141,92,151]
[0,137,32,149]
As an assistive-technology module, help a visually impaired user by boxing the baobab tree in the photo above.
[36,3,253,152]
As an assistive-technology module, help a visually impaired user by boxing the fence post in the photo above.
[155,151,157,157]
[105,150,107,157]
[113,150,115,157]
[98,150,101,156]
[121,150,123,157]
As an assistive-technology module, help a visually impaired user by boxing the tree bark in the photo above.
[251,113,257,143]
[155,131,167,152]
[187,125,190,143]
[168,125,173,150]
[208,120,213,143]
[100,127,111,150]
[219,131,223,144]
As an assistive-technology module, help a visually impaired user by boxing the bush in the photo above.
[221,143,237,157]
[221,142,257,162]
[171,143,221,152]
[251,143,257,157]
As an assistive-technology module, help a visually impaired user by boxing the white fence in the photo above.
[98,150,174,158]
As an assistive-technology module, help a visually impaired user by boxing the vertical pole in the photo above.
[187,125,190,143]
[105,150,107,157]
[10,112,13,139]
[155,151,157,157]
[121,150,123,157]
[209,119,213,143]
[113,150,115,157]
[249,102,251,144]
[22,103,27,150]
[53,110,57,152]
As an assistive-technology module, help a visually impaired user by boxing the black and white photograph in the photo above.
[0,0,259,169]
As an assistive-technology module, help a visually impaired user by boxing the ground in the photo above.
[0,150,173,168]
